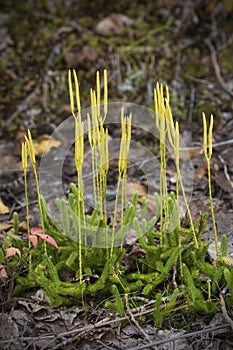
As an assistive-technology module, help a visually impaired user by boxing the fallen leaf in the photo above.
[0,198,10,215]
[0,223,13,232]
[95,13,133,36]
[28,235,38,248]
[36,233,59,250]
[144,193,159,212]
[213,171,233,193]
[30,228,59,250]
[64,45,97,67]
[0,220,27,232]
[195,163,207,179]
[5,247,21,259]
[169,147,202,161]
[0,266,8,279]
[30,227,44,235]
[126,182,158,212]
[166,169,176,177]
[126,181,147,198]
[59,104,72,114]
[32,135,61,156]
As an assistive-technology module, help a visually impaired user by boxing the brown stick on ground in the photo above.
[205,39,233,98]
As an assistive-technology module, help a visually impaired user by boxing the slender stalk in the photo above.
[68,69,85,282]
[103,69,108,120]
[24,131,44,230]
[22,142,30,235]
[203,113,218,257]
[111,110,132,256]
[154,83,169,245]
[22,141,32,270]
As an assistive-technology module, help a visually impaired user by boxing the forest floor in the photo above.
[0,1,233,349]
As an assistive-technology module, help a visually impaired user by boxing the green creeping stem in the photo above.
[111,284,125,317]
[182,263,204,303]
[221,234,227,257]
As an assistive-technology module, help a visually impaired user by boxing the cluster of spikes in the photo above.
[8,69,233,321]
[153,83,218,255]
[67,69,132,261]
[21,70,220,263]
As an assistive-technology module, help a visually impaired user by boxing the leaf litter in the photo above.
[0,1,233,349]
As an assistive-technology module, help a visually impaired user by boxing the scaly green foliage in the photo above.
[1,70,233,327]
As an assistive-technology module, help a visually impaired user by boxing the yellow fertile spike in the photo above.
[202,112,218,257]
[91,89,97,120]
[90,88,93,110]
[174,121,180,204]
[73,69,81,114]
[74,115,84,170]
[68,70,74,116]
[68,69,81,116]
[165,102,175,146]
[159,83,164,116]
[119,109,126,175]
[21,141,27,171]
[208,114,213,157]
[105,128,109,172]
[119,112,132,179]
[154,85,159,130]
[87,113,92,148]
[104,69,108,118]
[25,130,44,230]
[202,113,207,155]
[96,71,100,118]
[25,130,35,166]
[166,85,170,105]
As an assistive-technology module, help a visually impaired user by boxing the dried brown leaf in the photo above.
[64,45,97,67]
[95,13,133,36]
[0,198,10,215]
[32,135,61,156]
[5,247,21,259]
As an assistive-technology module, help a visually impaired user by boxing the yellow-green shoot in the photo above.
[68,69,85,282]
[154,83,198,248]
[203,113,218,257]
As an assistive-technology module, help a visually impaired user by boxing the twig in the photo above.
[96,339,118,349]
[125,294,151,343]
[178,139,233,153]
[212,139,233,148]
[6,86,41,126]
[126,324,232,350]
[185,75,214,86]
[218,154,233,189]
[204,39,233,97]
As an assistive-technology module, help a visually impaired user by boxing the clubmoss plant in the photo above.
[203,113,218,257]
[111,110,132,255]
[68,69,85,282]
[25,130,44,229]
[154,83,198,248]
[1,70,233,326]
